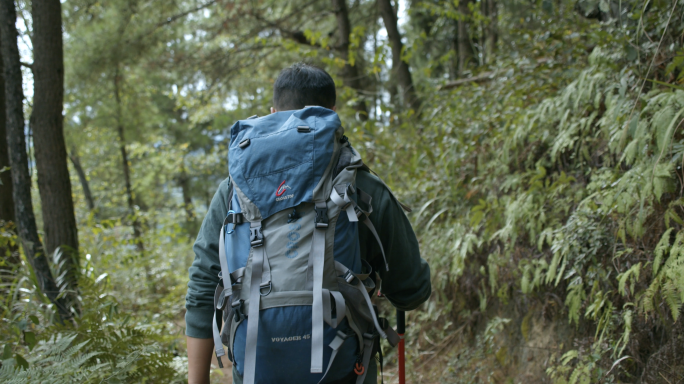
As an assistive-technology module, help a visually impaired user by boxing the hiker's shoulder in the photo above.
[356,170,394,206]
[209,177,232,210]
[355,169,385,193]
[218,176,232,191]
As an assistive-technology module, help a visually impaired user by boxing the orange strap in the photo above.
[354,362,365,375]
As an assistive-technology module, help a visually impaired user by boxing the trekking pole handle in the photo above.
[396,310,405,334]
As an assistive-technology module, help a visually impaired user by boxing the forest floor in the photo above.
[210,353,234,383]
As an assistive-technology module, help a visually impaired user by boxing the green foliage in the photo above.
[362,0,684,380]
[546,344,613,384]
[642,229,684,320]
[0,333,175,383]
[6,0,684,381]
[0,226,187,382]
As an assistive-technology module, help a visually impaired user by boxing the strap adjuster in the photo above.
[232,300,246,322]
[315,206,329,228]
[250,226,264,247]
[344,271,356,284]
[225,211,244,234]
[217,288,230,310]
[227,212,244,225]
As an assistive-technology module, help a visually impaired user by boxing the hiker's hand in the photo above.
[187,336,214,384]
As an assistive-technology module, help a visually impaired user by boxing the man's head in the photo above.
[271,63,336,112]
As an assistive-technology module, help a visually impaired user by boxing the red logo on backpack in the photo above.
[276,180,291,197]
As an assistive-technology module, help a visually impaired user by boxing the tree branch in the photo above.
[249,1,333,49]
[157,0,217,28]
[125,1,218,44]
[438,71,496,90]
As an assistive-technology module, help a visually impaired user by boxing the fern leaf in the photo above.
[654,228,674,276]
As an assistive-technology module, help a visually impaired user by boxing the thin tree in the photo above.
[68,147,95,212]
[0,39,20,291]
[456,0,476,75]
[114,67,144,255]
[178,162,195,223]
[481,0,497,65]
[331,0,369,120]
[378,0,421,112]
[31,0,80,296]
[0,0,72,322]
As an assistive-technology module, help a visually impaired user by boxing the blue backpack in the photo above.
[211,107,400,383]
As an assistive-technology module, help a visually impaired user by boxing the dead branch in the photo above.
[438,71,496,91]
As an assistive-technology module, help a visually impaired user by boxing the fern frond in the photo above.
[653,228,674,276]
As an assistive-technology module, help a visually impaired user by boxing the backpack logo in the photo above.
[275,180,294,201]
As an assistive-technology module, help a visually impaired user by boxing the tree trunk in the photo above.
[0,0,72,322]
[31,0,79,296]
[482,0,498,65]
[0,41,13,225]
[330,0,368,120]
[113,68,144,254]
[449,21,459,79]
[178,164,194,223]
[178,163,198,239]
[457,0,476,76]
[68,148,95,212]
[378,0,421,112]
[0,38,20,289]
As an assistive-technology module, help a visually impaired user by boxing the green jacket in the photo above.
[185,170,431,382]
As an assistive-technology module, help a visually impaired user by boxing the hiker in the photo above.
[185,62,431,384]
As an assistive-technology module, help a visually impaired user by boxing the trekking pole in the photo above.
[397,310,405,384]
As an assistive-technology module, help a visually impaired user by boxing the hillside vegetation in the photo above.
[2,0,684,383]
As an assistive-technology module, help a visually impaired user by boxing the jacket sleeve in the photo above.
[185,178,232,339]
[357,172,432,311]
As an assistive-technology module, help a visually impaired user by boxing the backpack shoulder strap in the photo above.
[212,183,234,368]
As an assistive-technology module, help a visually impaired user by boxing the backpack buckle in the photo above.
[232,300,245,322]
[315,206,329,228]
[250,226,264,247]
[344,271,356,284]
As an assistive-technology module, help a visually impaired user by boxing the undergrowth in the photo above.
[0,211,191,383]
[4,0,684,383]
[354,1,684,382]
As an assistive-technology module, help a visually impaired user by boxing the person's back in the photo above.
[185,63,431,384]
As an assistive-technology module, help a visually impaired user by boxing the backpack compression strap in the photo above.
[310,201,328,373]
[244,220,265,384]
[212,213,249,367]
[213,216,232,368]
[317,331,350,384]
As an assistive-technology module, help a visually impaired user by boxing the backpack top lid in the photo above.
[228,107,344,222]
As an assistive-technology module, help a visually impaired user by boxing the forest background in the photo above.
[1,0,684,383]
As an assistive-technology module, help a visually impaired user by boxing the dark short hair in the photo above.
[273,63,336,110]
